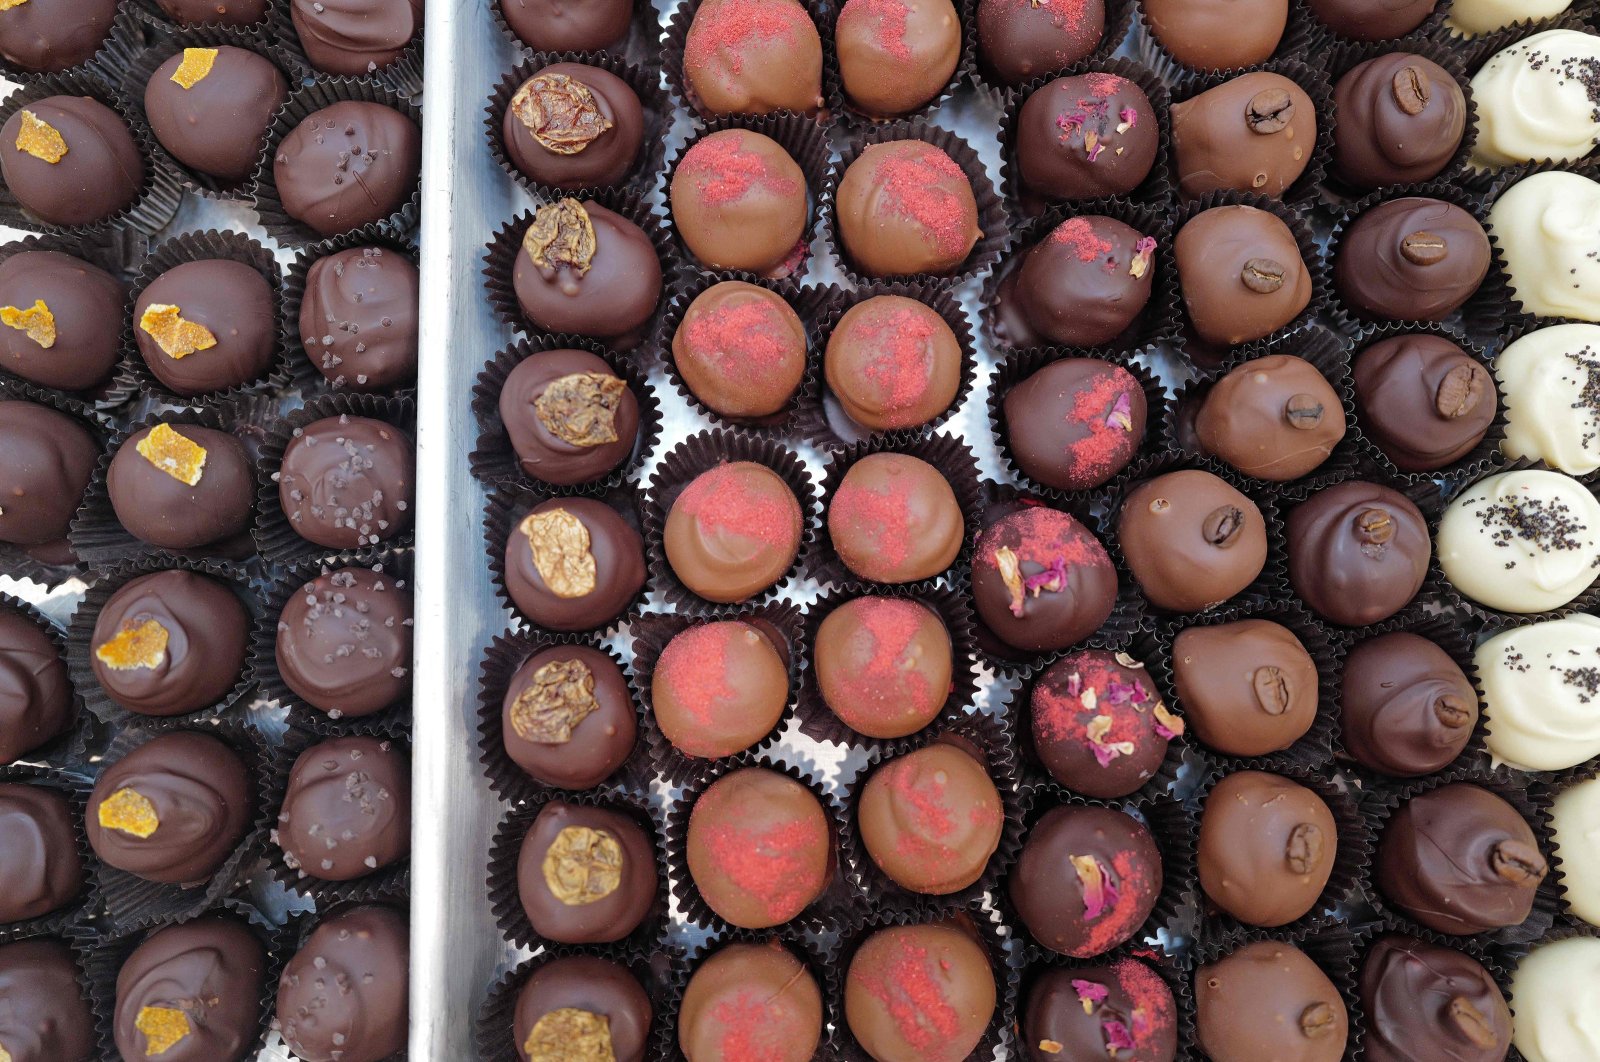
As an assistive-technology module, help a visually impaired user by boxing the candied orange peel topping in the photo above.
[136,423,208,486]
[139,304,216,360]
[135,1005,191,1055]
[94,617,170,671]
[0,0,30,11]
[0,299,54,348]
[170,48,217,89]
[98,786,160,838]
[15,110,66,163]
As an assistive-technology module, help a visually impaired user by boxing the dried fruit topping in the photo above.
[541,825,624,905]
[511,72,614,156]
[94,618,170,671]
[533,371,625,448]
[519,508,598,598]
[171,47,218,90]
[135,1006,192,1055]
[0,298,54,347]
[139,304,217,360]
[136,423,209,487]
[523,199,597,277]
[98,786,159,838]
[510,658,600,743]
[1071,853,1119,920]
[524,1007,614,1062]
[15,110,66,164]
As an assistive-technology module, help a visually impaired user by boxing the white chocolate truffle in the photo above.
[1497,324,1600,475]
[1470,30,1600,168]
[1450,0,1573,37]
[1487,171,1600,321]
[1476,614,1600,771]
[1510,936,1600,1062]
[1437,469,1600,613]
[1550,776,1600,926]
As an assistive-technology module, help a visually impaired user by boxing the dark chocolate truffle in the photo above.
[1022,958,1179,1062]
[815,596,952,740]
[976,0,1104,86]
[1141,0,1287,72]
[1172,618,1317,757]
[277,735,409,881]
[682,0,824,117]
[1175,204,1313,347]
[1360,933,1511,1062]
[671,281,806,419]
[114,916,265,1062]
[277,413,414,550]
[0,784,80,922]
[499,0,628,52]
[502,645,635,789]
[155,0,267,27]
[844,921,995,1062]
[1117,469,1267,613]
[291,0,422,75]
[86,730,251,885]
[0,0,115,73]
[278,566,410,718]
[1003,358,1147,491]
[133,258,276,398]
[1198,770,1337,926]
[828,452,964,584]
[859,741,1004,894]
[513,954,650,1062]
[1287,479,1429,626]
[89,569,248,717]
[272,100,420,237]
[1335,197,1490,322]
[502,63,643,191]
[663,462,802,604]
[277,905,408,1062]
[1353,333,1495,471]
[1309,0,1436,39]
[0,607,70,764]
[517,800,656,944]
[0,249,123,391]
[298,245,419,392]
[0,96,142,227]
[835,139,981,278]
[1030,648,1182,798]
[0,399,96,562]
[1171,71,1316,199]
[1014,73,1159,203]
[497,348,639,487]
[0,938,94,1062]
[511,199,662,350]
[1193,354,1346,482]
[1010,803,1162,957]
[837,0,961,118]
[971,505,1117,653]
[1341,631,1477,777]
[1332,53,1465,189]
[107,423,253,550]
[995,216,1157,349]
[1377,782,1548,934]
[685,766,831,929]
[679,940,824,1062]
[824,294,962,431]
[144,46,287,184]
[652,620,788,759]
[1194,940,1348,1062]
[671,129,807,277]
[504,497,644,631]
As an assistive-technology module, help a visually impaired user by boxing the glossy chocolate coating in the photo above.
[499,0,629,52]
[1287,479,1429,626]
[277,905,408,1062]
[682,0,824,117]
[1016,73,1159,202]
[836,140,981,278]
[995,216,1157,348]
[503,63,642,190]
[1171,71,1316,199]
[1031,648,1177,798]
[299,245,419,392]
[1377,782,1548,934]
[971,505,1116,653]
[1361,933,1511,1062]
[837,0,961,117]
[145,46,287,183]
[1173,618,1318,757]
[89,570,248,717]
[1195,940,1348,1062]
[1142,0,1287,71]
[828,452,964,584]
[517,800,656,944]
[844,921,995,1062]
[155,0,268,27]
[0,250,123,390]
[278,414,414,550]
[1011,804,1162,957]
[663,462,801,604]
[1003,359,1146,491]
[1309,0,1437,39]
[671,129,806,276]
[107,424,253,550]
[502,645,636,789]
[0,938,94,1062]
[1353,333,1495,471]
[133,259,276,397]
[272,101,420,237]
[976,0,1103,85]
[815,596,951,739]
[1333,53,1465,189]
[679,940,823,1062]
[1335,197,1489,322]
[0,400,95,561]
[0,784,80,921]
[1199,771,1337,926]
[498,348,639,487]
[1194,354,1346,482]
[652,620,788,758]
[0,607,70,763]
[513,954,651,1062]
[1118,469,1267,612]
[1175,205,1312,347]
[277,566,411,718]
[1342,631,1477,777]
[0,96,142,227]
[671,281,806,419]
[278,735,409,882]
[859,741,1003,894]
[0,0,115,72]
[113,916,264,1062]
[825,295,962,432]
[291,0,422,75]
[504,497,644,631]
[512,200,661,349]
[1022,959,1178,1062]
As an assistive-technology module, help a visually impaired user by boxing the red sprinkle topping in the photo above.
[825,598,938,719]
[840,0,913,60]
[1050,217,1113,261]
[870,143,973,258]
[856,933,962,1051]
[1074,846,1152,956]
[831,469,914,570]
[977,507,1107,573]
[846,301,941,417]
[710,991,791,1057]
[1063,365,1140,485]
[685,0,810,75]
[694,774,827,919]
[680,131,801,205]
[676,462,799,548]
[658,622,737,729]
[1034,651,1158,767]
[1083,72,1127,97]
[1114,957,1172,1046]
[682,295,798,380]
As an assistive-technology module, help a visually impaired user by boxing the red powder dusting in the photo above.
[658,622,736,729]
[873,144,973,258]
[1061,366,1138,485]
[832,598,934,715]
[830,475,912,571]
[840,0,913,61]
[1111,957,1174,1047]
[977,507,1108,573]
[711,992,789,1057]
[694,782,827,920]
[677,462,799,548]
[882,755,954,841]
[1050,217,1113,261]
[682,297,797,381]
[681,131,800,205]
[1083,72,1127,97]
[1074,847,1152,956]
[848,303,938,418]
[857,934,961,1052]
[685,0,808,75]
[1033,651,1156,766]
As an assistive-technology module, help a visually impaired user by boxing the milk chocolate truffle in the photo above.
[517,800,656,944]
[1309,0,1436,38]
[825,295,962,431]
[505,498,645,631]
[497,349,639,487]
[499,0,628,52]
[1199,771,1337,926]
[145,46,287,184]
[0,400,96,561]
[1377,782,1548,934]
[977,0,1104,85]
[1496,324,1600,474]
[107,424,253,550]
[1354,334,1495,471]
[686,766,832,929]
[514,954,650,1062]
[815,597,952,739]
[1476,615,1600,772]
[1015,73,1159,203]
[971,505,1117,653]
[0,0,115,73]
[0,784,79,922]
[278,735,409,881]
[1175,205,1312,347]
[1488,171,1600,322]
[995,216,1157,349]
[0,250,122,391]
[278,414,414,550]
[1470,30,1600,169]
[835,140,981,278]
[1550,775,1600,926]
[836,0,961,118]
[1194,355,1346,482]
[1171,72,1316,199]
[272,101,420,238]
[291,0,421,75]
[828,453,964,584]
[278,905,408,1062]
[155,0,267,27]
[0,938,93,1062]
[1172,619,1317,758]
[671,282,806,419]
[1360,934,1511,1062]
[89,570,248,717]
[1141,0,1287,72]
[682,0,824,117]
[663,462,802,604]
[1003,359,1147,491]
[1030,649,1182,798]
[859,741,1004,894]
[114,917,265,1062]
[133,259,276,398]
[512,199,662,349]
[1287,480,1430,626]
[671,130,807,276]
[1194,940,1348,1062]
[1336,197,1489,322]
[844,921,996,1062]
[299,245,419,392]
[502,645,636,789]
[502,63,641,191]
[1011,804,1162,957]
[1118,469,1268,613]
[652,620,787,758]
[1342,632,1477,777]
[0,96,141,227]
[1333,53,1465,190]
[1023,959,1177,1062]
[0,608,69,764]
[679,940,823,1062]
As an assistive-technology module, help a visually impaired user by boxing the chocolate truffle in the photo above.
[299,245,419,392]
[1193,354,1346,482]
[828,452,964,584]
[512,199,662,349]
[0,938,93,1062]
[1171,72,1316,199]
[1172,618,1317,757]
[1512,936,1600,1062]
[86,730,251,885]
[976,0,1104,85]
[517,800,656,944]
[277,735,409,882]
[1494,323,1600,474]
[1488,170,1600,322]
[1003,359,1147,491]
[114,916,265,1062]
[1030,649,1182,798]
[844,921,995,1062]
[1118,469,1268,612]
[1175,205,1312,347]
[0,0,115,73]
[1022,958,1178,1062]
[686,766,831,928]
[1332,53,1465,190]
[1471,29,1600,169]
[995,216,1157,349]
[679,940,823,1062]
[1360,933,1511,1062]
[504,498,645,631]
[0,96,142,227]
[0,400,96,562]
[1335,197,1489,322]
[1014,73,1159,203]
[971,505,1117,653]
[825,295,962,432]
[1476,615,1600,772]
[0,784,80,922]
[836,0,961,118]
[1011,803,1162,957]
[155,0,267,26]
[107,423,253,550]
[1342,631,1477,777]
[663,462,802,604]
[497,349,639,487]
[652,620,787,758]
[835,139,981,278]
[89,570,248,717]
[671,129,807,276]
[502,645,635,789]
[272,100,420,237]
[499,0,628,52]
[1449,0,1570,36]
[278,905,408,1062]
[859,741,1003,894]
[0,607,70,764]
[682,0,824,117]
[814,596,952,739]
[514,954,650,1062]
[1194,940,1348,1062]
[1199,771,1337,926]
[1377,782,1548,934]
[1353,334,1495,471]
[291,0,421,75]
[1309,0,1436,38]
[145,46,287,184]
[133,259,276,398]
[1287,480,1430,626]
[1551,775,1600,926]
[671,282,806,419]
[0,249,123,391]
[502,63,642,191]
[278,413,414,551]
[1141,0,1287,72]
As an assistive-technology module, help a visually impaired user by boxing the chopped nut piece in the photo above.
[534,371,625,448]
[511,72,614,155]
[98,786,160,838]
[541,825,623,905]
[0,298,55,348]
[139,304,217,360]
[519,508,597,598]
[524,1008,613,1062]
[136,423,209,487]
[94,618,170,671]
[15,110,67,164]
[170,48,218,90]
[522,199,596,276]
[135,1005,191,1055]
[510,658,599,743]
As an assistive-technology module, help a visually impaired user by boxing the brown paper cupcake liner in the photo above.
[129,0,277,35]
[970,0,1137,101]
[280,228,420,396]
[1439,5,1592,76]
[1012,940,1196,1059]
[1131,0,1318,91]
[265,0,423,97]
[1188,922,1364,1055]
[662,0,836,122]
[668,930,840,1062]
[0,378,113,586]
[0,763,98,945]
[0,590,92,770]
[490,0,663,72]
[0,0,132,85]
